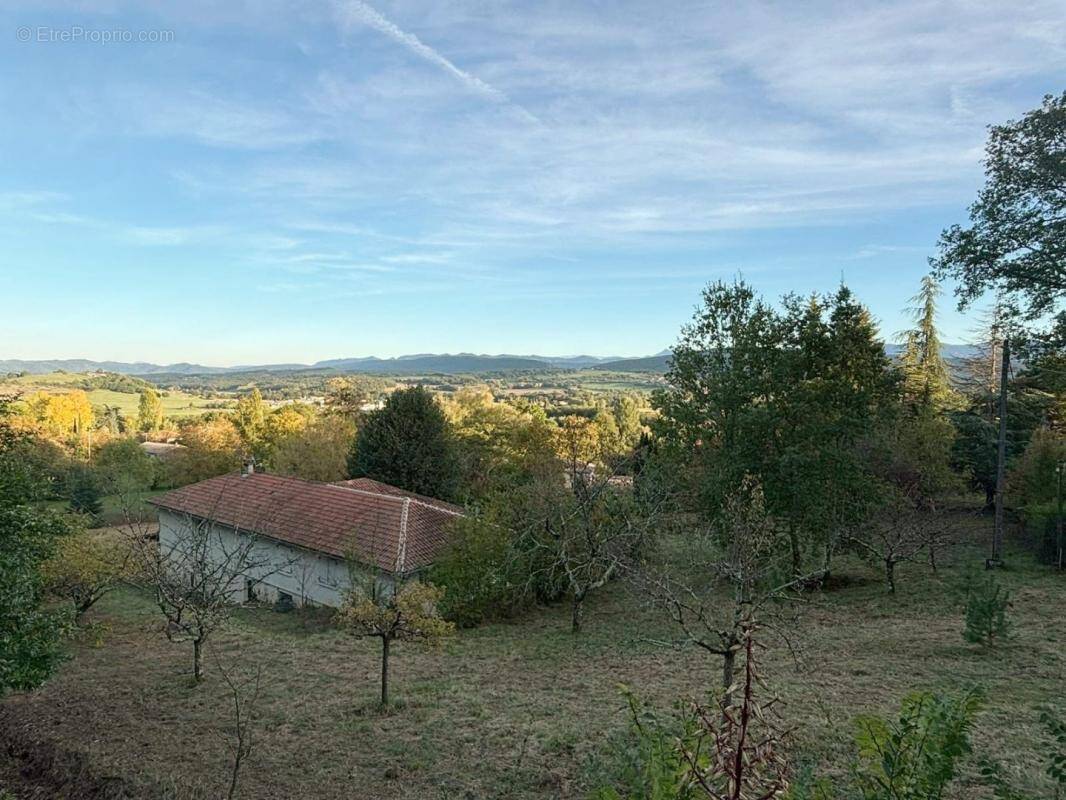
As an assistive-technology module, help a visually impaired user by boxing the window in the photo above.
[277,547,295,576]
[318,558,341,587]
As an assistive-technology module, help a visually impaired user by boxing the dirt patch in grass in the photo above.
[1,499,1063,798]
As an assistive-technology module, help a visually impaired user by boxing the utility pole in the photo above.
[989,335,1009,568]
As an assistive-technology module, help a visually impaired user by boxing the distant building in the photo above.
[139,441,186,459]
[147,471,464,608]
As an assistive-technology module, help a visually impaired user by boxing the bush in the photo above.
[1019,502,1062,566]
[589,688,699,800]
[963,575,1011,646]
[793,688,984,800]
[67,467,103,519]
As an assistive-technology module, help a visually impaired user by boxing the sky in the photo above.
[1,1,1064,366]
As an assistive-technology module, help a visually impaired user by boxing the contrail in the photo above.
[336,0,540,124]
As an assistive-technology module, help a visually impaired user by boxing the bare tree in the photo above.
[681,615,791,799]
[845,496,947,593]
[121,489,293,683]
[635,477,814,692]
[212,646,265,800]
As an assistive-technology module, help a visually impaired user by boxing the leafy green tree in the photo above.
[347,386,459,500]
[655,281,898,577]
[931,93,1065,339]
[94,437,155,494]
[136,388,164,432]
[0,403,71,695]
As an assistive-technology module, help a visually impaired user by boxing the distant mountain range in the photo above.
[0,345,978,378]
[0,352,670,377]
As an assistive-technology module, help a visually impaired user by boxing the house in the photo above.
[147,470,464,608]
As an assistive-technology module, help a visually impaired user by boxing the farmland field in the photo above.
[1,499,1062,799]
[0,372,232,418]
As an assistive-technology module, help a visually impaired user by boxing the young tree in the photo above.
[524,466,646,634]
[844,495,945,593]
[963,574,1011,647]
[336,575,453,706]
[931,93,1065,332]
[638,477,808,691]
[347,386,459,500]
[595,616,790,800]
[137,388,164,433]
[212,647,265,800]
[797,689,984,800]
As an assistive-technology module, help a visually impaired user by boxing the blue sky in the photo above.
[2,1,1063,365]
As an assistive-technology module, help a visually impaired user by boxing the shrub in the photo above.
[963,575,1011,646]
[67,467,103,518]
[788,689,984,800]
[589,688,700,800]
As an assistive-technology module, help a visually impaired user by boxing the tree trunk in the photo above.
[721,647,736,692]
[380,636,390,706]
[885,559,896,594]
[788,526,802,579]
[193,637,204,683]
[227,749,242,800]
[570,593,583,634]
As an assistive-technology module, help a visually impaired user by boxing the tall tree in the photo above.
[656,281,898,578]
[899,276,958,409]
[137,388,164,433]
[347,386,459,500]
[233,388,266,451]
[931,92,1065,341]
[0,401,70,695]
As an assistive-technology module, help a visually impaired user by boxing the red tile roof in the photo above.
[332,478,465,515]
[147,472,463,573]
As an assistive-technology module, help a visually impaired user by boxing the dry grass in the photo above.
[1,499,1063,799]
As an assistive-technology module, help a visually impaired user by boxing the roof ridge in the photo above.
[331,482,464,516]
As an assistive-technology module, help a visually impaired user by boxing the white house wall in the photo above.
[157,509,356,608]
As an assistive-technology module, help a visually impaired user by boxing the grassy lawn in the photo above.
[41,489,165,526]
[1,500,1062,799]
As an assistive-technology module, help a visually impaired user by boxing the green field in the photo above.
[1,499,1061,799]
[0,372,231,418]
